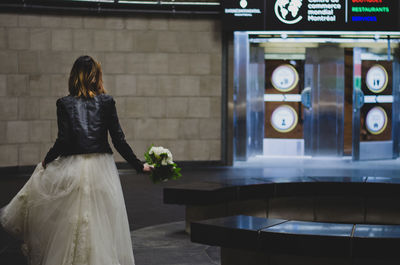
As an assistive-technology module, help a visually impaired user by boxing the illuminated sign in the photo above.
[271,64,299,92]
[222,0,265,30]
[274,0,304,25]
[365,106,388,135]
[222,0,400,31]
[366,64,388,94]
[271,105,299,133]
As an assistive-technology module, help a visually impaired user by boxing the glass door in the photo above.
[263,58,305,156]
[352,47,399,160]
[303,45,345,157]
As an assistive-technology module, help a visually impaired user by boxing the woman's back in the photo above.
[43,56,143,173]
[57,94,112,155]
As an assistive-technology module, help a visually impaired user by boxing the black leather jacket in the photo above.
[44,94,144,173]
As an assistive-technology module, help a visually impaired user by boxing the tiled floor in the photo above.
[1,157,400,264]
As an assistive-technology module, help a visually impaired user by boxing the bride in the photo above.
[0,55,151,265]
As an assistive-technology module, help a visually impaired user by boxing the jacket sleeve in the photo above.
[107,97,144,173]
[43,99,69,166]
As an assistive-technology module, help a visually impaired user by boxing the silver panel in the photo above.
[352,47,362,160]
[305,45,345,157]
[303,66,313,156]
[224,32,235,165]
[263,139,304,157]
[360,141,393,160]
[393,58,400,158]
[248,46,265,157]
[233,32,249,161]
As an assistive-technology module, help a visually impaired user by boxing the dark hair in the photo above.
[68,55,106,98]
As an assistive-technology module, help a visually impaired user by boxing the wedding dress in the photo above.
[0,153,135,265]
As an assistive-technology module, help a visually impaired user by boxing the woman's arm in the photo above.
[107,97,144,173]
[43,99,69,168]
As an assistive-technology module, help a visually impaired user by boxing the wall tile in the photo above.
[30,120,52,142]
[157,119,179,139]
[190,54,211,75]
[73,29,93,51]
[157,31,179,53]
[188,140,210,160]
[0,145,18,167]
[30,29,51,51]
[50,74,69,97]
[0,121,6,144]
[0,28,5,49]
[168,18,192,31]
[94,30,115,51]
[179,76,200,96]
[126,17,148,30]
[199,118,221,139]
[0,97,18,120]
[166,98,188,118]
[41,16,63,28]
[0,14,18,27]
[39,98,57,119]
[168,54,190,75]
[115,31,136,52]
[83,17,106,29]
[114,97,126,118]
[178,119,200,139]
[177,31,198,53]
[19,143,41,165]
[0,51,18,74]
[125,53,148,74]
[7,74,27,97]
[103,53,125,74]
[158,76,179,96]
[7,28,29,50]
[147,97,166,118]
[134,119,158,140]
[6,121,29,143]
[122,118,137,140]
[29,74,51,96]
[136,75,159,96]
[188,97,210,118]
[52,29,72,51]
[135,31,158,52]
[209,140,221,160]
[200,75,221,96]
[210,52,222,75]
[18,97,40,120]
[115,75,137,96]
[18,15,41,27]
[0,75,6,96]
[105,17,125,30]
[61,16,83,29]
[125,97,148,118]
[18,51,39,74]
[197,31,221,53]
[149,18,168,30]
[148,53,169,74]
[210,97,221,118]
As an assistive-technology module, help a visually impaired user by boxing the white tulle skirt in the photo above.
[0,153,135,265]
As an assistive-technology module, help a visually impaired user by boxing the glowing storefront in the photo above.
[223,0,400,161]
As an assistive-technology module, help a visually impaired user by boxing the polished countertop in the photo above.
[191,215,400,258]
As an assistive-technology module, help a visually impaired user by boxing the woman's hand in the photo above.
[143,163,153,173]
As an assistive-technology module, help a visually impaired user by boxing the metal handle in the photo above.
[354,89,364,110]
[301,87,312,109]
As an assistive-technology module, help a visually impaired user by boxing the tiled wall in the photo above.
[0,14,222,166]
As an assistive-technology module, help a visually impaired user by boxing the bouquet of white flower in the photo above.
[144,145,181,183]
